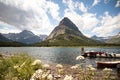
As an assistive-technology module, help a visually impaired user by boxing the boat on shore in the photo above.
[81,51,120,58]
[96,61,120,68]
[80,48,120,58]
[82,51,105,58]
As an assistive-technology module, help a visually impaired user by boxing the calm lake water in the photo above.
[0,47,120,67]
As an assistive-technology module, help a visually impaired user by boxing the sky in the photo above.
[0,0,120,37]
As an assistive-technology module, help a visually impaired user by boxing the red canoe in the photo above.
[97,61,120,68]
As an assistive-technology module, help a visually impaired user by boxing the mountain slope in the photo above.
[3,30,42,44]
[106,32,120,44]
[0,33,25,47]
[0,33,12,42]
[47,17,83,40]
[39,35,48,40]
[37,17,101,46]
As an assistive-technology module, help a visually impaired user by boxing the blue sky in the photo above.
[0,0,120,37]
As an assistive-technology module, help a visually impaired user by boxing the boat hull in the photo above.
[97,62,120,68]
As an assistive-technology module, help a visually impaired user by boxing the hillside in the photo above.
[106,32,120,44]
[0,33,12,42]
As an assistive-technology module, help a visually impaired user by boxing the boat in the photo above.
[80,48,120,58]
[81,51,120,58]
[82,51,106,58]
[96,61,120,68]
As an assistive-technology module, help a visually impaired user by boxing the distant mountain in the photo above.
[0,33,12,42]
[37,17,101,46]
[39,34,48,40]
[106,32,120,44]
[3,30,42,44]
[91,35,108,42]
[0,33,25,46]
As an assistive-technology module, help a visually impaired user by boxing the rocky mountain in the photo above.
[91,35,108,42]
[47,17,83,40]
[39,34,48,40]
[39,17,101,46]
[0,33,12,42]
[3,30,42,44]
[106,32,120,44]
[0,34,23,47]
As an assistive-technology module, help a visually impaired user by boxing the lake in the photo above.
[0,47,120,67]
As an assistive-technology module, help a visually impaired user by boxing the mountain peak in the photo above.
[20,30,34,36]
[92,35,97,38]
[22,30,33,33]
[59,17,79,31]
[60,17,70,23]
[61,17,69,21]
[47,17,83,40]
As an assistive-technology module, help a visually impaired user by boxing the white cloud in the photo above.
[92,0,100,6]
[0,0,119,38]
[47,1,60,20]
[63,0,120,37]
[63,0,99,34]
[82,13,99,30]
[0,0,60,35]
[115,0,120,7]
[79,2,87,13]
[62,0,87,13]
[62,0,75,11]
[0,20,21,33]
[92,12,120,37]
[64,11,99,35]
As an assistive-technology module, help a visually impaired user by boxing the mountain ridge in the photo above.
[3,30,42,44]
[91,35,109,42]
[0,33,12,42]
[0,33,25,47]
[106,32,120,44]
[91,32,120,44]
